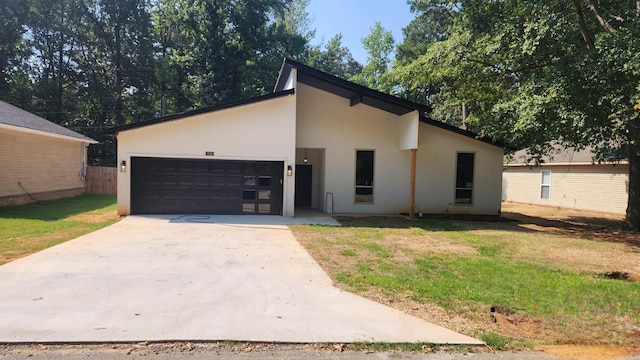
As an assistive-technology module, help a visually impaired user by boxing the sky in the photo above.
[306,0,415,64]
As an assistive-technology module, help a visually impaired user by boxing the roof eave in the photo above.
[277,58,432,116]
[418,116,504,149]
[506,160,629,167]
[104,89,295,135]
[0,123,98,144]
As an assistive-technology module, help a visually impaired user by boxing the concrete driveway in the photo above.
[0,215,481,344]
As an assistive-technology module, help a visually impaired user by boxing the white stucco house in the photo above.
[0,100,97,207]
[503,145,629,214]
[106,59,504,217]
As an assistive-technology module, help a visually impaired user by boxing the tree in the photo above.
[350,22,394,91]
[73,0,156,165]
[278,0,315,42]
[307,34,362,79]
[392,1,462,126]
[0,0,314,166]
[0,0,29,105]
[154,0,307,109]
[25,0,84,126]
[396,0,451,66]
[393,1,640,229]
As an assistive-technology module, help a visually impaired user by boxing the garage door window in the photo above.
[259,176,272,186]
[244,176,256,186]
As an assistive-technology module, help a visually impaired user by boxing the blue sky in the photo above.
[306,0,415,64]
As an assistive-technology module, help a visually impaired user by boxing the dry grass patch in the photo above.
[290,205,640,351]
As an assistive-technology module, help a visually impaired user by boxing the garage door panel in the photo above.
[131,157,284,215]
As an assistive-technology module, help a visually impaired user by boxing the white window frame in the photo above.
[540,170,551,199]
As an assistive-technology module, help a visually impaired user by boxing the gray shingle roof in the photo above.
[0,100,96,142]
[508,143,626,165]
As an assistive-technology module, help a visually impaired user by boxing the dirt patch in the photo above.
[602,271,640,282]
[501,202,638,247]
[353,289,494,337]
[540,345,640,360]
[499,202,640,276]
[386,234,477,257]
[66,211,119,223]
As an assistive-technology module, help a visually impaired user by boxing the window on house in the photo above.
[455,152,474,204]
[355,150,374,203]
[541,170,551,199]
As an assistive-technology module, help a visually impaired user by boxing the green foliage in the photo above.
[479,332,508,350]
[391,1,640,229]
[396,0,452,65]
[153,0,307,108]
[350,22,394,91]
[0,195,117,264]
[341,249,357,257]
[0,0,29,102]
[307,34,363,79]
[349,342,440,352]
[278,0,315,42]
[0,0,316,166]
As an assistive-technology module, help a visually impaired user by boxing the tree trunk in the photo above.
[113,11,123,126]
[627,142,640,231]
[57,0,65,126]
[571,0,595,49]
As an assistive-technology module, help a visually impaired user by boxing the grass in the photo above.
[0,195,118,265]
[291,215,640,349]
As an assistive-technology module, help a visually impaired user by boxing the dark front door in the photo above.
[131,157,283,215]
[294,164,312,207]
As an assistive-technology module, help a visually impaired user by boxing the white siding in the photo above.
[502,164,629,214]
[296,83,504,215]
[416,125,504,215]
[116,94,297,216]
[296,83,410,214]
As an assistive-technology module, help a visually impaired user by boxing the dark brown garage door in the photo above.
[131,157,283,215]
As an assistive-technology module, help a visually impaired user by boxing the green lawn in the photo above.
[0,195,118,264]
[291,216,640,349]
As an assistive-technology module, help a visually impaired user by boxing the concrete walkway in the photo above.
[0,215,481,344]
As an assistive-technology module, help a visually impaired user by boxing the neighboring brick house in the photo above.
[502,145,628,214]
[0,100,97,206]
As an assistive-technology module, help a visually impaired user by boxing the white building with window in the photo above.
[502,146,629,214]
[107,59,504,217]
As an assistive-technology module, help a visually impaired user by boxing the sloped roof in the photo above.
[275,58,501,148]
[104,89,295,134]
[507,144,628,166]
[104,59,502,148]
[0,100,96,143]
[275,58,432,116]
